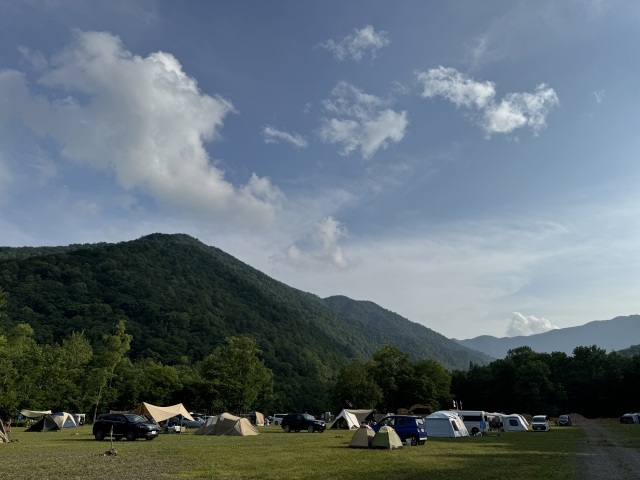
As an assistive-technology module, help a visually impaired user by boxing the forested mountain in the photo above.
[0,233,489,411]
[322,296,492,368]
[456,315,640,358]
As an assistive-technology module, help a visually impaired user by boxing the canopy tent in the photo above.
[194,413,259,436]
[25,412,77,432]
[425,411,469,438]
[330,409,378,429]
[131,402,194,423]
[371,426,403,449]
[349,425,375,448]
[20,409,52,419]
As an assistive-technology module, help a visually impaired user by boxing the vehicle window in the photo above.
[463,415,481,422]
[123,414,147,423]
[302,414,315,421]
[451,421,459,431]
[416,418,424,426]
[380,417,394,426]
[102,414,115,421]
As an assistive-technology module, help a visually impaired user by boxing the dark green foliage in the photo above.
[0,233,487,412]
[452,345,640,417]
[322,295,493,369]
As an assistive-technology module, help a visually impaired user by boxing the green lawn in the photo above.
[2,425,583,479]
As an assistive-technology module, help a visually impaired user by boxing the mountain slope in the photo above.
[456,315,640,358]
[0,233,491,409]
[322,295,493,368]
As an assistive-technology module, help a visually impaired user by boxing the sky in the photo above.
[1,0,640,340]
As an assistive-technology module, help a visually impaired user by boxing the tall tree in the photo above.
[199,336,274,413]
[333,360,382,409]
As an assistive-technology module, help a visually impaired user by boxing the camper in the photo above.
[454,410,490,435]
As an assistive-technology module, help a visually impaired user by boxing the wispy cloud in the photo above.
[319,82,408,159]
[321,25,390,61]
[262,125,308,149]
[416,66,559,136]
[593,90,605,104]
[0,31,285,228]
[506,312,559,336]
[273,216,351,270]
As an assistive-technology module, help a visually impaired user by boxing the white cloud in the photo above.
[506,312,559,336]
[273,216,350,270]
[593,90,605,104]
[262,125,308,149]
[416,66,559,136]
[417,66,495,108]
[319,82,408,159]
[0,30,284,228]
[321,25,390,61]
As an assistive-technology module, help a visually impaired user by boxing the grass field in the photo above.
[2,424,584,479]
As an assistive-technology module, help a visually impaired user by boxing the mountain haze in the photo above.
[456,315,640,358]
[0,233,490,409]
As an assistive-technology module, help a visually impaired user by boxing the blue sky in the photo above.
[1,0,639,339]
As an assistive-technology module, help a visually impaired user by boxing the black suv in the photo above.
[281,413,326,433]
[93,413,161,441]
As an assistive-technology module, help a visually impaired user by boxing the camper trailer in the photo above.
[454,410,490,435]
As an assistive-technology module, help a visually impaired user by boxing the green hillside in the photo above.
[0,233,489,409]
[322,295,493,368]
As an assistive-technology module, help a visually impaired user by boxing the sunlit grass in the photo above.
[2,424,584,479]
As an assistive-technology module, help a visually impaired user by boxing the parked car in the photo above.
[273,413,287,426]
[531,415,551,432]
[181,416,205,428]
[281,413,326,433]
[372,415,427,446]
[93,413,161,441]
[557,414,572,426]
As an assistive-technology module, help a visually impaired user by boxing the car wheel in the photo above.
[409,436,418,446]
[94,430,105,441]
[471,427,480,435]
[126,430,137,441]
[307,426,315,433]
[283,425,291,433]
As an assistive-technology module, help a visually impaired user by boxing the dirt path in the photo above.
[577,422,640,480]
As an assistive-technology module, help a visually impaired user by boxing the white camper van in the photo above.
[455,410,490,435]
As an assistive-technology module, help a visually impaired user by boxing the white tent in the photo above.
[503,414,529,431]
[330,409,376,429]
[425,411,469,438]
[20,409,51,419]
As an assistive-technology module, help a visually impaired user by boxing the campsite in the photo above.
[1,420,590,479]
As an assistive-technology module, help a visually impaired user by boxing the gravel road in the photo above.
[577,422,640,480]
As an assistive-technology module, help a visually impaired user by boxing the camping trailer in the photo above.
[425,411,469,438]
[454,410,490,435]
[502,414,529,431]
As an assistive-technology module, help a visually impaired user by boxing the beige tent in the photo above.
[349,425,375,448]
[330,409,377,429]
[0,421,9,443]
[25,412,77,432]
[194,413,259,436]
[371,426,403,449]
[131,402,194,423]
[254,412,265,426]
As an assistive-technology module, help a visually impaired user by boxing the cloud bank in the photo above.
[321,25,390,61]
[0,31,283,227]
[319,82,408,159]
[506,312,559,336]
[416,66,559,136]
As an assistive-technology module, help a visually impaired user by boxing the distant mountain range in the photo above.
[455,315,640,358]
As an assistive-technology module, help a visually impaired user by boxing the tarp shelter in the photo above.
[330,409,378,429]
[503,414,529,431]
[25,412,77,432]
[20,409,51,419]
[425,411,469,438]
[131,402,194,423]
[194,413,259,436]
[349,425,375,448]
[371,426,403,449]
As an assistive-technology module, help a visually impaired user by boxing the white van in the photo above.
[455,410,490,435]
[273,414,287,426]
